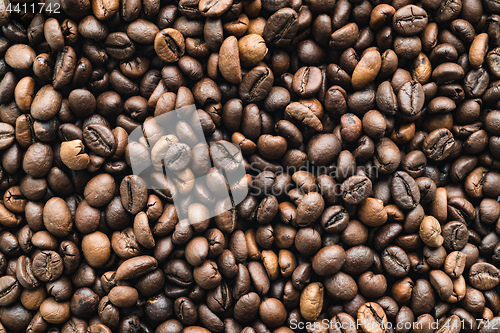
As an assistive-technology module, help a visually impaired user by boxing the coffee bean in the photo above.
[239,66,274,103]
[285,101,323,131]
[312,245,345,276]
[234,292,260,323]
[263,8,299,48]
[432,62,465,85]
[392,5,428,36]
[352,49,381,90]
[330,23,360,49]
[40,297,71,324]
[16,255,39,289]
[32,251,63,282]
[423,129,455,161]
[108,286,139,307]
[120,175,148,214]
[320,205,349,233]
[391,171,420,210]
[5,44,36,70]
[83,124,116,157]
[0,275,21,306]
[398,81,425,118]
[0,122,15,151]
[115,255,158,280]
[357,302,388,333]
[53,46,77,89]
[300,282,324,321]
[419,216,444,247]
[341,175,372,205]
[43,197,73,238]
[84,173,116,208]
[444,251,467,278]
[442,221,469,251]
[469,263,500,291]
[292,66,322,98]
[374,138,401,174]
[382,246,410,277]
[154,28,185,62]
[81,231,111,268]
[219,36,242,84]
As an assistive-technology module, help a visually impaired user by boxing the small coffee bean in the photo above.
[43,197,73,238]
[83,124,116,157]
[84,173,116,208]
[299,282,324,322]
[392,5,428,36]
[32,251,63,282]
[154,28,185,62]
[391,171,420,210]
[312,245,345,276]
[357,302,388,333]
[0,275,21,306]
[285,101,323,131]
[39,297,71,324]
[81,232,111,268]
[60,140,90,170]
[0,122,15,151]
[352,49,381,90]
[382,246,410,277]
[423,129,455,161]
[5,44,36,70]
[219,36,242,84]
[419,216,444,247]
[442,221,468,251]
[469,263,500,291]
[341,175,372,205]
[108,286,139,307]
[263,8,299,48]
[115,255,158,280]
[120,175,148,214]
[239,65,274,103]
[292,66,322,98]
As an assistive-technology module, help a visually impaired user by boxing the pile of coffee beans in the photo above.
[3,0,500,332]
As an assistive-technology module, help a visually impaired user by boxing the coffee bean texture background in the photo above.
[2,0,500,333]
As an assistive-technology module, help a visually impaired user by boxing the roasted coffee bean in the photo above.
[442,221,469,251]
[263,8,299,48]
[300,282,324,321]
[239,66,274,103]
[393,5,428,36]
[312,245,345,276]
[469,263,500,291]
[423,129,455,161]
[292,66,322,98]
[391,171,420,210]
[83,124,116,157]
[0,275,21,306]
[382,246,410,277]
[320,205,349,233]
[154,28,185,62]
[32,251,63,282]
[43,197,73,238]
[285,101,323,131]
[115,255,158,280]
[120,175,148,214]
[420,216,444,247]
[357,302,388,333]
[341,175,372,205]
[1,2,500,332]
